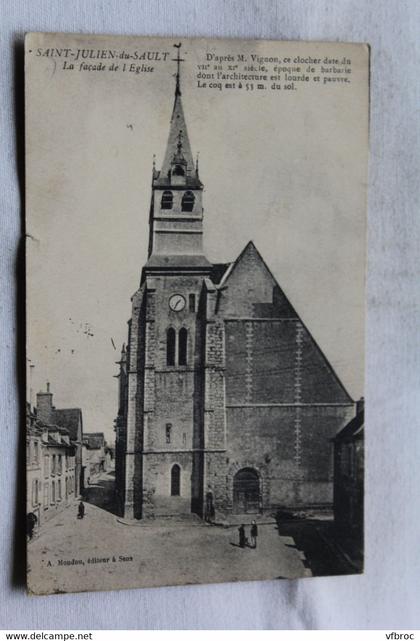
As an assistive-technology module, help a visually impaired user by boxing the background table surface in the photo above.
[1,0,419,630]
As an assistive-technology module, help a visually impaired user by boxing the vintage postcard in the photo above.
[25,33,368,594]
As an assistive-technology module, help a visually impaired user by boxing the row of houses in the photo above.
[83,432,114,484]
[27,383,114,531]
[26,384,83,528]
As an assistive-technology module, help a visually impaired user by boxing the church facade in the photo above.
[114,59,356,520]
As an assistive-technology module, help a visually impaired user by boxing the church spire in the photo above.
[154,43,201,189]
[146,43,208,263]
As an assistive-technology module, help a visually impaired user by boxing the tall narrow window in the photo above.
[166,327,176,366]
[166,423,172,444]
[32,479,39,507]
[161,190,173,210]
[189,293,196,312]
[178,328,188,366]
[171,464,181,496]
[51,480,56,504]
[44,483,49,509]
[181,191,195,212]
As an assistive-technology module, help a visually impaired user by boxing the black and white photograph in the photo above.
[25,33,368,595]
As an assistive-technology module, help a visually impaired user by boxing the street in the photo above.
[28,471,311,595]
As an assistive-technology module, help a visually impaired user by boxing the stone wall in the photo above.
[213,241,355,512]
[131,273,208,518]
[225,404,354,509]
[142,451,192,516]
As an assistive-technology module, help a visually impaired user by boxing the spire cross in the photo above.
[172,43,184,96]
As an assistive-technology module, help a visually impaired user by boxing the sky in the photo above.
[26,34,368,442]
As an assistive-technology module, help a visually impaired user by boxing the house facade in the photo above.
[36,384,83,497]
[26,406,43,527]
[26,402,77,527]
[82,432,106,482]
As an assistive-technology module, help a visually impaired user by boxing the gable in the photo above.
[299,325,353,403]
[217,242,297,318]
[220,242,353,405]
[225,319,352,405]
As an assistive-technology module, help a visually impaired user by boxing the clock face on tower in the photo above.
[169,294,186,312]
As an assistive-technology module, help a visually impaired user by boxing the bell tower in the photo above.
[147,44,205,260]
[119,43,212,520]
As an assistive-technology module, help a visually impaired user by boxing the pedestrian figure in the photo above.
[26,512,37,540]
[205,485,214,523]
[250,520,258,549]
[77,501,85,519]
[238,524,246,548]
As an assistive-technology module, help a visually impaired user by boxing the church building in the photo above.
[115,50,356,520]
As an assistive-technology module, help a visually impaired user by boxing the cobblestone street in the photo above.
[28,472,311,594]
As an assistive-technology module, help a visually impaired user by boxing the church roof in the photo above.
[144,254,212,270]
[333,409,364,441]
[216,240,353,403]
[210,262,231,284]
[219,241,277,286]
[52,408,82,442]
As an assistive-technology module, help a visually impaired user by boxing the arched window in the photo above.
[166,328,176,366]
[161,190,173,210]
[171,464,181,496]
[178,328,188,366]
[233,468,260,514]
[181,191,195,212]
[173,165,185,176]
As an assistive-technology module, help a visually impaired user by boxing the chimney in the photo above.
[356,396,365,415]
[36,382,53,423]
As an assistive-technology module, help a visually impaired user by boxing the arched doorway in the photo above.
[233,468,260,514]
[171,464,181,496]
